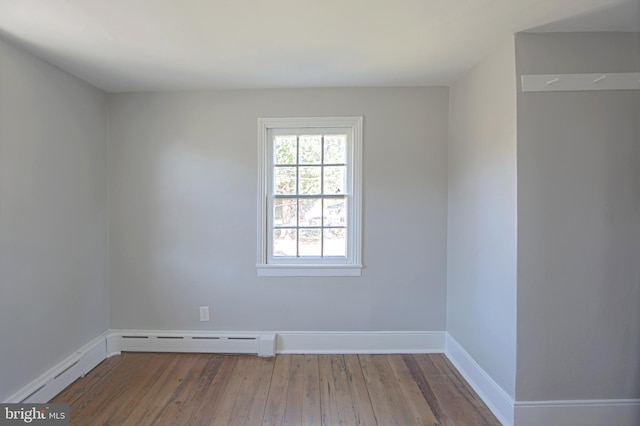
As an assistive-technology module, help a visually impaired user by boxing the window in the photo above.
[257,117,362,277]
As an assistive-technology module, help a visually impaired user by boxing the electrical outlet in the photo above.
[199,306,210,322]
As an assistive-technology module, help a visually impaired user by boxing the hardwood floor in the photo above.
[51,352,500,425]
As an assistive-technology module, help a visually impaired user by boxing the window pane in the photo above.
[299,229,321,256]
[274,198,297,226]
[273,229,297,257]
[299,198,322,227]
[324,198,346,226]
[299,135,322,164]
[274,167,297,195]
[324,135,346,164]
[323,166,346,195]
[323,228,346,257]
[274,135,297,165]
[299,166,321,195]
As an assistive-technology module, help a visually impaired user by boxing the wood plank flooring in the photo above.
[51,353,500,425]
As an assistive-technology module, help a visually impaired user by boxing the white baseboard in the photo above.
[444,333,640,426]
[7,327,637,426]
[4,333,107,404]
[107,330,444,356]
[4,329,442,404]
[276,331,445,354]
[514,399,640,426]
[444,333,515,426]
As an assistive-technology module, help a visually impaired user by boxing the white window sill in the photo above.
[256,264,362,277]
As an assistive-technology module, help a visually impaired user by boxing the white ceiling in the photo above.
[0,0,637,92]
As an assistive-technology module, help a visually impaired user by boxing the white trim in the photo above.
[259,334,276,357]
[514,399,640,426]
[444,333,640,426]
[107,330,442,355]
[4,333,107,403]
[257,116,363,276]
[350,116,363,266]
[106,330,276,357]
[106,331,122,357]
[521,72,640,92]
[8,327,638,426]
[444,333,515,426]
[256,264,362,277]
[276,331,445,354]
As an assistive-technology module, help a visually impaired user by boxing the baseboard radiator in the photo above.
[6,334,107,404]
[107,330,276,357]
[6,330,441,404]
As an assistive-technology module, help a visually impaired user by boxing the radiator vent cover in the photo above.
[107,331,276,357]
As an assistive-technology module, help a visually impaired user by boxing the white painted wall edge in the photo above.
[514,399,640,426]
[276,331,445,354]
[4,332,108,403]
[444,333,515,426]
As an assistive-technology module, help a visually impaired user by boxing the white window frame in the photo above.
[257,117,363,277]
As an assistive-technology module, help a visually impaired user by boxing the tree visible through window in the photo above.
[273,134,347,258]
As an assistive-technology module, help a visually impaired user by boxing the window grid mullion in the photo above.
[274,194,345,199]
[268,128,353,262]
[274,226,346,230]
[274,163,344,167]
[320,135,325,256]
[296,136,300,257]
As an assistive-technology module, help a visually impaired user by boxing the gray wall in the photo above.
[0,38,109,401]
[107,87,449,331]
[515,32,640,400]
[448,37,518,398]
